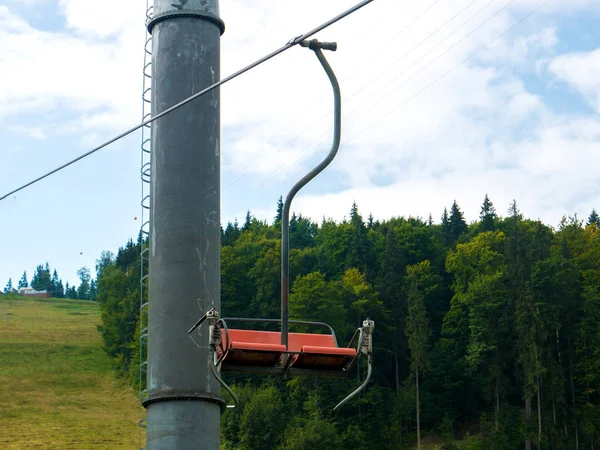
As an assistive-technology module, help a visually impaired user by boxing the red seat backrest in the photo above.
[226,329,281,346]
[225,329,337,352]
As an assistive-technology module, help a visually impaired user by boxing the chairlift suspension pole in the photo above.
[281,40,342,348]
[143,1,225,449]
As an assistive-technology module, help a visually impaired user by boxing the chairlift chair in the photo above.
[188,39,374,412]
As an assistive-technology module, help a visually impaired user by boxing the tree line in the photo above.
[91,195,600,449]
[3,263,96,300]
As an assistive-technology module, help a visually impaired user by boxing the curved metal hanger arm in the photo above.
[281,40,342,348]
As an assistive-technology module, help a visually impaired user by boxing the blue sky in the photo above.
[1,0,599,288]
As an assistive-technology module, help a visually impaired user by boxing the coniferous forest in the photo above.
[27,195,600,449]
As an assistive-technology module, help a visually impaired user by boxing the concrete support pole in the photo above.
[144,1,225,449]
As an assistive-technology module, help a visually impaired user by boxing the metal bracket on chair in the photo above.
[333,318,375,412]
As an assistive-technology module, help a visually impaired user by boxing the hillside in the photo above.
[0,295,139,449]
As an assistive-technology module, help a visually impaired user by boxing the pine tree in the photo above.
[480,194,497,232]
[18,271,28,289]
[586,209,600,227]
[4,278,13,293]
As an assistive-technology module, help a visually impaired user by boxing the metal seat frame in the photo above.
[188,39,375,412]
[215,317,363,378]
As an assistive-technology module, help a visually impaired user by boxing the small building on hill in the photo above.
[18,287,50,299]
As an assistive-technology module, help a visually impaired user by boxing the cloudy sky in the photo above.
[0,0,599,287]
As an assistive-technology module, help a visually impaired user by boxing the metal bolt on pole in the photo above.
[143,1,225,449]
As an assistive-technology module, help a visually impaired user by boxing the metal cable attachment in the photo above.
[333,318,375,412]
[188,308,239,409]
[300,39,338,52]
[360,318,374,356]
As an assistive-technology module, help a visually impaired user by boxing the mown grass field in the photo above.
[0,295,139,449]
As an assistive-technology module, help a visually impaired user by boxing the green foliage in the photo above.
[88,198,600,448]
[76,267,91,300]
[238,385,286,449]
[280,410,342,450]
[18,271,28,288]
[4,277,13,293]
[586,209,600,227]
[405,261,433,375]
[96,259,139,376]
[31,263,51,292]
[479,194,497,232]
[290,272,347,332]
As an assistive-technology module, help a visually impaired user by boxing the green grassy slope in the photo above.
[0,295,139,449]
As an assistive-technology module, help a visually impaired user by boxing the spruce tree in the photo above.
[441,207,449,227]
[274,196,283,225]
[223,221,241,246]
[449,200,468,241]
[441,207,452,246]
[50,270,60,297]
[56,279,65,298]
[586,209,600,227]
[242,210,252,231]
[480,194,497,232]
[508,199,522,220]
[346,202,372,275]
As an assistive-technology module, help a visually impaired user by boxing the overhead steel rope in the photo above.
[0,0,374,203]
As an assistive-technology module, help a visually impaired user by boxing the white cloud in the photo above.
[0,2,145,137]
[548,48,600,112]
[2,0,600,233]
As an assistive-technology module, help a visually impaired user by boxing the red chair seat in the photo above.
[291,345,357,370]
[301,345,357,357]
[231,341,287,352]
[219,328,357,371]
